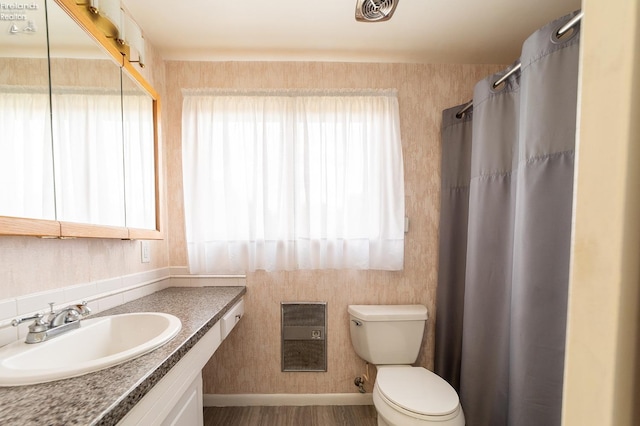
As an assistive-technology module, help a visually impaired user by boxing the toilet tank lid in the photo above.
[348,305,428,321]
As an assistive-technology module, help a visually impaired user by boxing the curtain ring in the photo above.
[552,12,582,44]
[491,62,521,93]
[455,100,473,119]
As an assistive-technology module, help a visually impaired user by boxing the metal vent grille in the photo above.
[355,0,399,22]
[281,302,327,372]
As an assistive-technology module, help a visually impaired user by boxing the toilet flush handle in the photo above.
[351,319,363,326]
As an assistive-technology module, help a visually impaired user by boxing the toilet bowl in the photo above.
[348,305,465,426]
[373,366,464,426]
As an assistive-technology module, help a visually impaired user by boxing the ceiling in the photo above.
[123,0,582,64]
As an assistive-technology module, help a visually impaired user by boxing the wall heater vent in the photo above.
[281,302,327,372]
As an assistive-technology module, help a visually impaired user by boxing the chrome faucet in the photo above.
[11,302,92,344]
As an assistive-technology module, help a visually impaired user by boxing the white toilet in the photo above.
[348,305,465,426]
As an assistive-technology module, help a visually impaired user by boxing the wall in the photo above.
[164,61,503,395]
[562,0,640,424]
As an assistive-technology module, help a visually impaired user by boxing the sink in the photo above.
[0,312,181,386]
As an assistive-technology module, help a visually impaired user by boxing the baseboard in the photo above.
[203,393,374,407]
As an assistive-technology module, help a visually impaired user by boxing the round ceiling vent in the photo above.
[355,0,399,22]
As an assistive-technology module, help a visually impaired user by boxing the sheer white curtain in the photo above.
[52,91,125,226]
[123,92,156,229]
[182,90,404,273]
[1,87,153,228]
[0,90,55,220]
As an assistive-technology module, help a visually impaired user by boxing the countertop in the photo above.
[0,286,246,426]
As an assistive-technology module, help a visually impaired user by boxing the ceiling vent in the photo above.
[355,0,399,22]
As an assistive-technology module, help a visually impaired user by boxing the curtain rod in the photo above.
[455,11,583,119]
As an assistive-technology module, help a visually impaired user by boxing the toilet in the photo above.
[348,305,465,426]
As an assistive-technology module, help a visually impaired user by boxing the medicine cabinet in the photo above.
[0,0,161,239]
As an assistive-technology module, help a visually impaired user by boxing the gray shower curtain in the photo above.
[435,10,581,426]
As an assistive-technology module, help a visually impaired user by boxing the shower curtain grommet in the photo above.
[553,11,583,44]
[552,23,579,44]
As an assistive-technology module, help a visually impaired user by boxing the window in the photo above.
[181,90,404,273]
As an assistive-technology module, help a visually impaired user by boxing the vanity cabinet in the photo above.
[118,298,245,426]
[118,323,221,425]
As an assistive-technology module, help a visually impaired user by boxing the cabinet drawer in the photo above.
[221,298,244,340]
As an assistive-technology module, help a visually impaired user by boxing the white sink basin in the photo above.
[0,312,181,386]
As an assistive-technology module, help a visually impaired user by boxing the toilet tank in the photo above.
[348,305,428,365]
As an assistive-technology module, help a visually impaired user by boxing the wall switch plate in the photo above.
[141,241,151,263]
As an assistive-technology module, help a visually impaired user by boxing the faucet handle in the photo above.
[11,313,44,327]
[11,314,47,335]
[75,301,91,316]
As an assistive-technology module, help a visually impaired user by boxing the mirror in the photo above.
[0,0,55,222]
[0,0,161,239]
[48,0,126,228]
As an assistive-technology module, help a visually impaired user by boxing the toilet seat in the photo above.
[376,366,460,419]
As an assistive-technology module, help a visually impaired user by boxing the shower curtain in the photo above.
[435,10,581,426]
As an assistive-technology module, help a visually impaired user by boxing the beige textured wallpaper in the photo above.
[164,61,503,395]
[0,58,49,86]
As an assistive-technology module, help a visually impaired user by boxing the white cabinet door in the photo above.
[161,373,203,426]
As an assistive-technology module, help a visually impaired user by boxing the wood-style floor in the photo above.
[204,405,378,426]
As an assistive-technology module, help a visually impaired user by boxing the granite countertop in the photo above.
[0,286,246,426]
